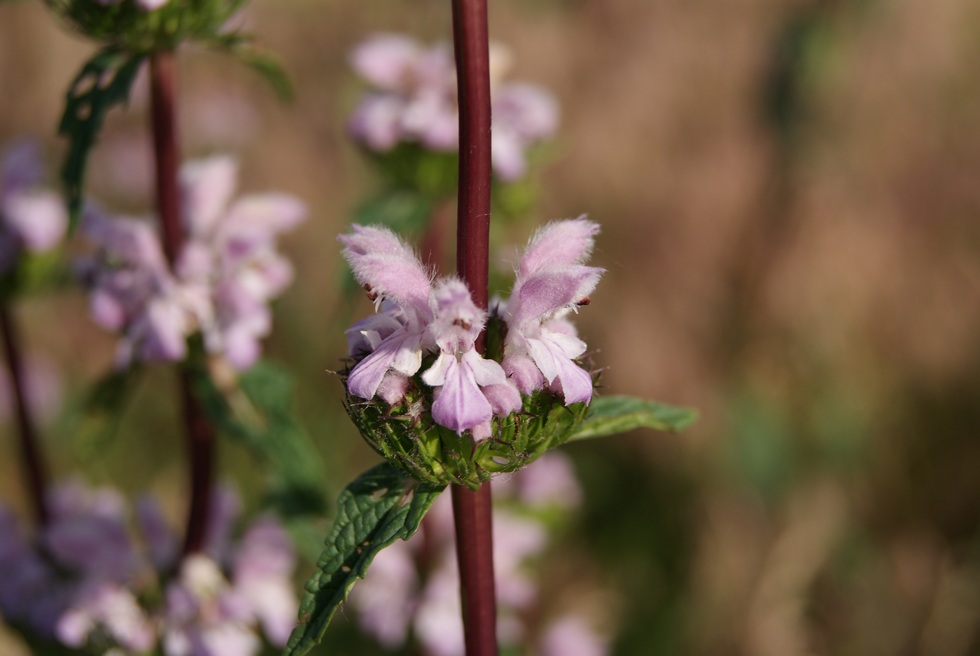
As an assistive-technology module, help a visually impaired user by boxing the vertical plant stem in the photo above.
[0,304,48,527]
[149,50,216,557]
[451,1,498,655]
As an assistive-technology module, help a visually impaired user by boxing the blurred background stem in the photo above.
[450,0,498,654]
[0,303,49,527]
[149,49,216,558]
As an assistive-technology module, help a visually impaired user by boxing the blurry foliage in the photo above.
[58,46,145,228]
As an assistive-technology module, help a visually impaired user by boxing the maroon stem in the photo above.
[0,304,49,526]
[451,1,498,655]
[149,50,216,557]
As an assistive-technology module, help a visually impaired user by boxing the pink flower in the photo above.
[231,517,298,647]
[539,616,610,656]
[57,583,156,652]
[502,218,603,404]
[348,34,559,181]
[422,279,516,436]
[81,155,303,370]
[340,225,433,400]
[0,139,67,275]
[178,156,306,371]
[80,206,207,367]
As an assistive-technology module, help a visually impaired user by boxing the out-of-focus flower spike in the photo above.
[220,193,307,238]
[180,155,239,238]
[349,34,422,91]
[2,191,68,252]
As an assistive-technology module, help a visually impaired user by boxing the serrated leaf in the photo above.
[285,463,444,656]
[568,395,697,442]
[58,47,145,230]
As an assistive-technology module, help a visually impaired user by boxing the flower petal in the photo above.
[2,190,67,252]
[348,329,423,399]
[463,349,507,387]
[180,156,238,238]
[220,193,306,238]
[349,34,422,90]
[340,225,432,322]
[502,352,545,395]
[509,265,603,329]
[430,357,493,434]
[518,217,599,277]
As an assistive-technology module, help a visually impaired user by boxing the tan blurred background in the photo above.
[2,0,980,654]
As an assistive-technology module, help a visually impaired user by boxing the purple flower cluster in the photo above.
[0,481,298,655]
[349,451,609,655]
[80,155,305,370]
[348,33,560,181]
[342,218,603,439]
[0,140,67,276]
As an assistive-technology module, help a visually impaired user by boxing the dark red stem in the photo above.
[149,50,216,557]
[451,1,498,655]
[0,304,49,527]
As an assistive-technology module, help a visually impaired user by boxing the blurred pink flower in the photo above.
[539,616,610,656]
[0,139,67,275]
[81,155,304,370]
[80,206,209,366]
[348,34,559,181]
[232,517,298,647]
[0,482,298,653]
[351,460,605,654]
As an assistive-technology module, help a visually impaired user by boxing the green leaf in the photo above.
[568,395,697,442]
[285,463,444,656]
[58,47,145,230]
[232,46,293,101]
[209,33,294,101]
[72,366,142,463]
[190,360,327,519]
[352,188,435,237]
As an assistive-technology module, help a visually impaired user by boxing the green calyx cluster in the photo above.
[43,0,248,52]
[346,384,590,490]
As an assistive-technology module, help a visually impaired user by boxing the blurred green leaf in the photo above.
[73,366,142,463]
[569,395,697,442]
[191,360,327,520]
[285,463,444,656]
[58,46,145,230]
[353,188,435,236]
[210,33,294,101]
